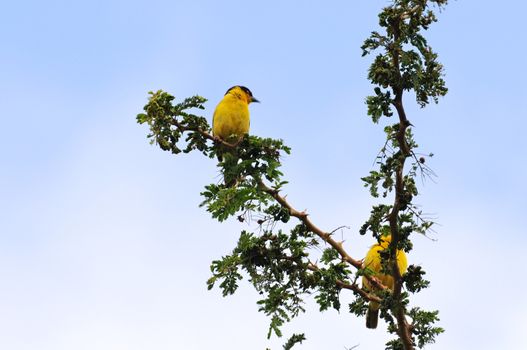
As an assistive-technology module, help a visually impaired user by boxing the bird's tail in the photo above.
[366,304,379,329]
[215,143,226,162]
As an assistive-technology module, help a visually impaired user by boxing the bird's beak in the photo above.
[251,97,260,103]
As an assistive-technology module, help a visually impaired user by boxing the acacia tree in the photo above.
[136,1,448,349]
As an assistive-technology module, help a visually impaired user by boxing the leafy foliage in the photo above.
[408,308,444,348]
[362,0,448,109]
[282,333,306,350]
[137,91,209,155]
[359,1,447,348]
[137,1,448,349]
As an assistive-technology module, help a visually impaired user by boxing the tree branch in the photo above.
[170,118,237,148]
[166,119,390,295]
[387,14,415,350]
[256,178,388,292]
[307,262,381,304]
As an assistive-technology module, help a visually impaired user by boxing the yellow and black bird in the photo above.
[212,86,259,185]
[362,235,408,329]
[212,85,259,143]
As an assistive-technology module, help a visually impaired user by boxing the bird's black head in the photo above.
[225,85,259,103]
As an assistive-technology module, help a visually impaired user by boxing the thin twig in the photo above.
[307,262,381,303]
[329,225,350,235]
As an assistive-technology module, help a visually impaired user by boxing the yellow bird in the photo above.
[362,235,408,329]
[212,85,259,142]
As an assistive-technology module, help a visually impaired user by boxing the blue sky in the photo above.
[1,1,526,349]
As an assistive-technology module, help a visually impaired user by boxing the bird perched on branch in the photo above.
[213,85,259,143]
[362,235,408,329]
[212,86,259,186]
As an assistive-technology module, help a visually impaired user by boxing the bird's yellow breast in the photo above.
[212,94,250,142]
[362,236,408,291]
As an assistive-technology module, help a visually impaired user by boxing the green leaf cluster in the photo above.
[137,90,209,155]
[282,333,306,350]
[363,0,448,115]
[205,225,353,339]
[385,305,444,349]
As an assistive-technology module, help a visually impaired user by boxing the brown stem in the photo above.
[256,178,388,292]
[387,15,415,350]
